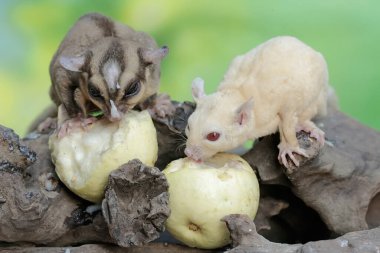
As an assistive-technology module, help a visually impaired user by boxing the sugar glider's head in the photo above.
[185,78,254,162]
[59,37,168,121]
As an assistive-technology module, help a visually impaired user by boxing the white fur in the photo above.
[103,60,121,94]
[110,99,121,120]
[186,36,328,165]
[191,77,206,102]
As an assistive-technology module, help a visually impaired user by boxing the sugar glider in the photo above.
[185,36,328,168]
[49,13,168,127]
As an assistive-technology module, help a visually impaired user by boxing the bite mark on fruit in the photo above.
[188,222,200,232]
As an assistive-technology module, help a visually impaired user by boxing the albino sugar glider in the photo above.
[49,13,168,128]
[185,36,328,168]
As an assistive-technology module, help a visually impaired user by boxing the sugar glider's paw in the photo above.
[277,142,309,168]
[81,116,97,126]
[57,116,97,138]
[296,121,325,146]
[149,93,175,118]
[37,117,57,134]
[309,128,325,145]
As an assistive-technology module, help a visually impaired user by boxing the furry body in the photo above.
[50,13,168,122]
[185,36,328,167]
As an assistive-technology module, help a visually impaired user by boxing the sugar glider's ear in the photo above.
[59,55,86,72]
[191,77,206,103]
[235,98,254,125]
[141,46,169,63]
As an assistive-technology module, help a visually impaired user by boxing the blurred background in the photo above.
[0,0,379,136]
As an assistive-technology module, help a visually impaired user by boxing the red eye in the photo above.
[206,132,220,141]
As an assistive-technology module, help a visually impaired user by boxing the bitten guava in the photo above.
[163,153,259,249]
[49,110,158,203]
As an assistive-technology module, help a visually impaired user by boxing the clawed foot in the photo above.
[148,93,175,118]
[309,128,325,145]
[296,122,325,145]
[277,143,309,168]
[57,117,97,138]
[37,117,57,133]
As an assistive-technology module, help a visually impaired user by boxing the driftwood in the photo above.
[223,214,380,253]
[1,243,212,253]
[0,128,174,248]
[102,160,170,247]
[0,126,76,244]
[0,99,206,252]
[244,109,380,236]
[1,96,380,252]
[148,99,195,170]
[0,126,112,245]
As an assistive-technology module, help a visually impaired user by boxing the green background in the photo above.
[1,0,379,136]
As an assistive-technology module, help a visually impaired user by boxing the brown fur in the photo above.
[49,13,167,121]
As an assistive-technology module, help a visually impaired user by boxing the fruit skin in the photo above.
[49,110,158,203]
[163,153,260,249]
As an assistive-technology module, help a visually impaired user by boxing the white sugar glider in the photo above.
[185,36,329,168]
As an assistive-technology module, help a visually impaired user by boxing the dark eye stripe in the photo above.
[88,83,102,98]
[123,80,141,99]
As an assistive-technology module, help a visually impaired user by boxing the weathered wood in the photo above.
[149,100,195,170]
[0,126,112,245]
[0,243,212,253]
[102,160,170,247]
[223,214,380,253]
[2,98,380,252]
[0,96,192,248]
[244,109,380,235]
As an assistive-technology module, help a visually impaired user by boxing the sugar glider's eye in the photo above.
[124,80,141,99]
[88,83,102,98]
[206,132,220,141]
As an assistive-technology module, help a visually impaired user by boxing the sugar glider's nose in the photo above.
[184,147,192,158]
[184,147,203,163]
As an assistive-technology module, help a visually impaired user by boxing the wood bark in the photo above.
[1,243,212,253]
[102,160,170,247]
[244,109,380,235]
[1,97,380,252]
[0,126,112,245]
[223,214,380,253]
